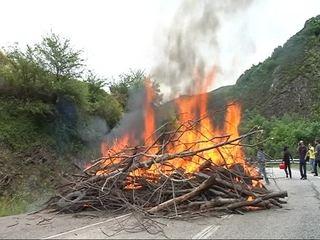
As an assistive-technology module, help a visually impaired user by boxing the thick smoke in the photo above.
[152,0,253,100]
[78,116,110,143]
[101,0,255,147]
[102,85,147,145]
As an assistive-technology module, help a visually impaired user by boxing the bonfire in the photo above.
[43,78,288,218]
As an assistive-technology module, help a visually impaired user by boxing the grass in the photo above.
[0,193,34,217]
[0,161,65,217]
[0,189,54,217]
[0,196,27,217]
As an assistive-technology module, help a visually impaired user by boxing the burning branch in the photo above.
[42,118,287,218]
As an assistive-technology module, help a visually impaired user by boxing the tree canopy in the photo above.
[0,32,163,151]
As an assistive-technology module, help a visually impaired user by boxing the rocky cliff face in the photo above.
[263,73,312,118]
[162,16,320,128]
[212,15,320,120]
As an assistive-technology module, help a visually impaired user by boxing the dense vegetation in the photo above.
[1,15,320,216]
[0,32,161,216]
[211,15,320,159]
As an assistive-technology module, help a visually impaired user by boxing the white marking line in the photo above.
[221,214,232,220]
[192,225,220,239]
[41,213,131,239]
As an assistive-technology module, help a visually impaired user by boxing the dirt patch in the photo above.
[0,144,81,215]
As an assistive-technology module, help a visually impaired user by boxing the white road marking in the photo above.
[41,213,131,239]
[191,225,220,239]
[221,214,232,220]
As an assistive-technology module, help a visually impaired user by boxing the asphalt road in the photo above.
[1,167,320,239]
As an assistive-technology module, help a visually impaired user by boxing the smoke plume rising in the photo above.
[103,0,255,145]
[152,0,254,100]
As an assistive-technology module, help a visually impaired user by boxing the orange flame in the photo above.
[144,79,156,148]
[98,69,259,187]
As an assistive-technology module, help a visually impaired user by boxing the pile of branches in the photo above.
[43,121,288,218]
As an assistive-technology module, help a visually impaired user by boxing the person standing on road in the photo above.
[313,140,320,176]
[257,146,270,185]
[308,143,315,173]
[283,146,293,178]
[297,140,308,180]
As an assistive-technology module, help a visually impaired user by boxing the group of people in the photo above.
[295,140,320,179]
[255,140,320,184]
[280,140,320,180]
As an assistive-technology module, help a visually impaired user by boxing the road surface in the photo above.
[1,167,320,239]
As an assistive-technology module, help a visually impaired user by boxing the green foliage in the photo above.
[0,157,69,217]
[0,193,30,217]
[84,70,123,128]
[228,15,320,121]
[0,33,90,152]
[240,110,320,160]
[56,79,89,110]
[0,99,50,150]
[84,70,108,103]
[87,94,123,129]
[0,186,52,217]
[108,69,163,112]
[304,15,320,37]
[33,31,85,81]
[248,15,320,154]
[0,32,88,108]
[0,31,136,152]
[108,69,145,110]
[271,46,284,59]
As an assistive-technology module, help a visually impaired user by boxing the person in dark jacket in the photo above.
[297,140,308,180]
[283,146,293,178]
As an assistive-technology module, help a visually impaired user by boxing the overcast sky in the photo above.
[1,0,320,96]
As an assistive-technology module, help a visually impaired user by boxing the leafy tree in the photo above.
[0,32,119,152]
[33,31,85,82]
[240,109,320,160]
[108,69,145,111]
[0,44,52,106]
[84,70,108,103]
[305,15,320,37]
[0,32,88,108]
[108,69,163,112]
[84,70,123,128]
[89,94,123,128]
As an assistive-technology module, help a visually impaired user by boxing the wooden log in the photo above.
[268,198,283,208]
[210,197,263,211]
[200,196,245,210]
[199,189,287,211]
[194,172,257,197]
[217,164,263,182]
[147,173,219,214]
[204,197,276,212]
[207,189,233,198]
[274,198,287,204]
[260,191,288,200]
[211,185,240,198]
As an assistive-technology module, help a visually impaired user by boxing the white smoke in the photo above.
[151,0,254,100]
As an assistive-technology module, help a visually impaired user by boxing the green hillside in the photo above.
[217,15,320,118]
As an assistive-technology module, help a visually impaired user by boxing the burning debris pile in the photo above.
[42,78,288,217]
[44,112,288,217]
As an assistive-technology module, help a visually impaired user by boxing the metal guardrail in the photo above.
[246,159,300,168]
[267,159,299,164]
[247,159,300,166]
